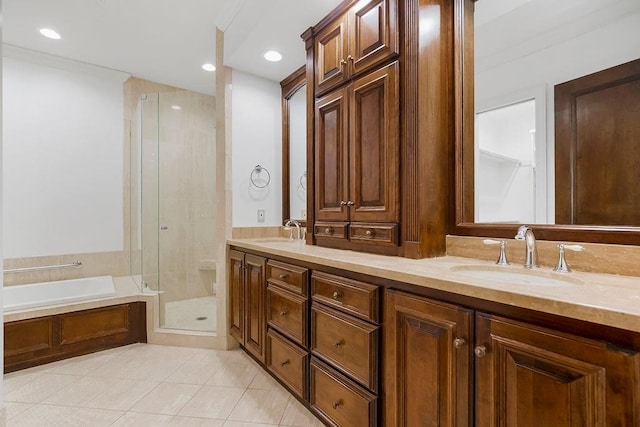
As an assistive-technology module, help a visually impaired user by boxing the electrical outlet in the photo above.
[257,209,265,223]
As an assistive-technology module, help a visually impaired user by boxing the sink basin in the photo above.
[450,265,583,287]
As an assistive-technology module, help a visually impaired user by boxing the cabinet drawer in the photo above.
[267,260,308,296]
[349,222,399,246]
[310,357,377,427]
[314,221,349,240]
[267,285,308,347]
[312,271,380,323]
[311,303,379,391]
[266,329,308,400]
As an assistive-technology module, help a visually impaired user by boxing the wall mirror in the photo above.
[456,0,640,243]
[281,66,308,226]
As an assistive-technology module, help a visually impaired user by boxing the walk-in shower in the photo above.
[130,90,217,332]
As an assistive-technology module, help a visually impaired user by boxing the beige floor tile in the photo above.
[3,401,33,420]
[247,369,287,391]
[3,371,45,397]
[206,360,259,388]
[5,373,80,403]
[63,407,124,427]
[43,375,119,407]
[6,404,76,427]
[84,378,159,411]
[131,382,201,415]
[110,411,174,426]
[165,359,217,385]
[279,398,324,427]
[42,353,115,375]
[177,385,245,419]
[169,416,225,426]
[222,422,278,427]
[227,388,290,425]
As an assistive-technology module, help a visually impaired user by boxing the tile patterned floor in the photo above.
[2,344,325,426]
[163,296,217,332]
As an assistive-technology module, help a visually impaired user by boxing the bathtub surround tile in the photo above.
[226,388,291,425]
[3,344,323,425]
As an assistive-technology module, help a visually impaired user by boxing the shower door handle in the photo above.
[160,226,168,230]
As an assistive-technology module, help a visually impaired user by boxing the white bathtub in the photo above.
[3,276,117,312]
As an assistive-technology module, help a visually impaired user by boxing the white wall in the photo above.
[2,48,129,257]
[231,70,282,226]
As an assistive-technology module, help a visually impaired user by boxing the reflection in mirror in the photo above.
[472,0,640,226]
[281,66,307,226]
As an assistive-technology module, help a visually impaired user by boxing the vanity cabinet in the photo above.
[314,0,398,96]
[310,271,381,426]
[384,289,640,426]
[228,250,267,363]
[314,61,400,252]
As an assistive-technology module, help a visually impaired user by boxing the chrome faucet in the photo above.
[284,219,301,240]
[515,225,538,269]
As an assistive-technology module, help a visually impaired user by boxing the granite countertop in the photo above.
[227,238,640,333]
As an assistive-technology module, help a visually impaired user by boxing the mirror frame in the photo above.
[281,65,307,227]
[452,0,640,245]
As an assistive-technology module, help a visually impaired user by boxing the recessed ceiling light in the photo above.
[202,63,216,72]
[264,50,283,62]
[39,28,62,40]
[171,105,182,111]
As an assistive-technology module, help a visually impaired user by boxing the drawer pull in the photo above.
[333,339,345,348]
[279,359,290,367]
[280,311,288,317]
[332,291,342,300]
[279,273,289,279]
[453,338,466,349]
[332,400,344,410]
[365,229,375,237]
[474,345,487,358]
[325,227,333,235]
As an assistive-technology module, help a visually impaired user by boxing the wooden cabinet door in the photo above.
[348,0,398,77]
[384,289,472,427]
[244,254,266,362]
[315,87,349,222]
[349,61,399,223]
[315,14,349,95]
[228,250,245,344]
[475,313,640,426]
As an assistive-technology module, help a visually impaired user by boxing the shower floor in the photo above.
[163,296,216,332]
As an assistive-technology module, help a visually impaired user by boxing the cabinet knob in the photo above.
[332,291,342,299]
[453,338,466,349]
[347,55,354,61]
[340,200,348,206]
[279,359,290,367]
[325,227,333,235]
[474,345,487,357]
[365,229,374,237]
[279,274,289,280]
[332,400,343,409]
[279,311,288,317]
[333,339,345,348]
[346,200,355,206]
[340,58,347,65]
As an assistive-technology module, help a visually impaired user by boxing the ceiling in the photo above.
[3,0,343,94]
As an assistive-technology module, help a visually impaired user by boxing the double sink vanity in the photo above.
[227,235,640,426]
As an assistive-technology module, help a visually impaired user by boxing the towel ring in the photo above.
[250,165,271,188]
[299,171,307,190]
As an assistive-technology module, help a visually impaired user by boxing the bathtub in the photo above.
[3,276,117,312]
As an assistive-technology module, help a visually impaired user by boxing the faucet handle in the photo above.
[553,243,585,273]
[483,239,510,266]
